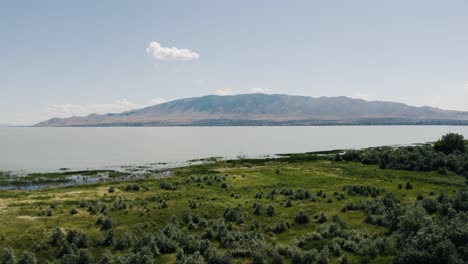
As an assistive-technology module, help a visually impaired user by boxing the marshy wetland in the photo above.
[0,134,467,263]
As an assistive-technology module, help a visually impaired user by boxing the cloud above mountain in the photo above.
[146,41,200,61]
[43,98,167,118]
[250,88,272,93]
[215,89,235,96]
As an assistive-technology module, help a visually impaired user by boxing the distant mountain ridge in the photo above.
[35,94,468,127]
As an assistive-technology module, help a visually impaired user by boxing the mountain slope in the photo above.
[35,94,468,126]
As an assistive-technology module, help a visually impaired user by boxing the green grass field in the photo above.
[0,156,465,263]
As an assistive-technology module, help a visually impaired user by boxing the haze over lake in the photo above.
[2,126,468,172]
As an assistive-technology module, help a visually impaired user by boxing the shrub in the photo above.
[332,214,345,227]
[254,192,263,199]
[2,247,16,264]
[253,203,263,215]
[116,232,134,250]
[421,199,437,214]
[125,184,141,191]
[160,181,176,190]
[96,216,114,230]
[18,252,36,264]
[266,205,275,217]
[317,212,328,224]
[342,185,383,197]
[50,227,65,246]
[223,206,241,222]
[294,210,309,224]
[405,181,413,190]
[98,231,114,247]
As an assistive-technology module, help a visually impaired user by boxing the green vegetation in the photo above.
[0,170,159,190]
[340,134,468,178]
[0,134,467,263]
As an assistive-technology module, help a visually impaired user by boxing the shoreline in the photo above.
[0,142,432,191]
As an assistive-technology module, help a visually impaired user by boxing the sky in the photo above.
[1,0,468,125]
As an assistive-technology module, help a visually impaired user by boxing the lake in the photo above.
[2,126,468,172]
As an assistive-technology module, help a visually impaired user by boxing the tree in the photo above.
[434,133,465,154]
[2,247,16,264]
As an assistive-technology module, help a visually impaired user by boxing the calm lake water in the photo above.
[2,126,468,172]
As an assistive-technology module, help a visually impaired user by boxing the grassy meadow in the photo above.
[0,154,465,263]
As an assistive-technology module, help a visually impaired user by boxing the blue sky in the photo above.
[1,0,468,125]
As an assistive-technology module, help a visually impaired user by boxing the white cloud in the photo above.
[214,89,235,96]
[151,98,167,105]
[250,88,272,93]
[464,81,468,91]
[146,41,200,61]
[353,93,370,100]
[43,98,167,118]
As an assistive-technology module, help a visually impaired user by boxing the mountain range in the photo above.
[35,94,468,126]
